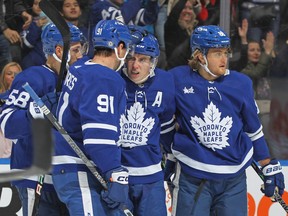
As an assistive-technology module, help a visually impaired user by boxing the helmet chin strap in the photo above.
[199,55,218,78]
[52,52,71,67]
[114,48,129,71]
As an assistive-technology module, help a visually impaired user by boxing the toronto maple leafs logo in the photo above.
[118,102,155,148]
[190,102,233,151]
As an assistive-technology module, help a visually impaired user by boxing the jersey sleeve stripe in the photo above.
[52,155,95,166]
[0,109,15,136]
[245,125,264,141]
[0,108,14,118]
[83,139,116,145]
[245,125,262,137]
[82,123,117,132]
[135,8,145,25]
[161,117,174,127]
[160,125,175,134]
[250,131,264,141]
[124,162,162,176]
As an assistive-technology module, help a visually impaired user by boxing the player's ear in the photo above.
[55,45,63,59]
[198,53,205,64]
[117,42,126,58]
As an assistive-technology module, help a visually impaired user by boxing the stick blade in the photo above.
[0,119,53,183]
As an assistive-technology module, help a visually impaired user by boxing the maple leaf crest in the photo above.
[118,102,155,147]
[183,86,194,94]
[190,102,233,151]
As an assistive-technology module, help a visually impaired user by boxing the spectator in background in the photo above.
[58,0,92,56]
[4,0,32,63]
[269,38,288,78]
[240,32,275,100]
[75,0,94,27]
[243,32,274,116]
[230,18,249,72]
[154,0,169,69]
[21,0,49,69]
[231,18,275,100]
[89,0,159,32]
[164,0,199,69]
[0,61,22,158]
[50,0,88,38]
[155,0,201,69]
[196,0,219,26]
[277,0,288,47]
[239,25,276,150]
[0,61,22,92]
[59,0,83,29]
[21,0,89,69]
[239,0,280,43]
[0,0,13,71]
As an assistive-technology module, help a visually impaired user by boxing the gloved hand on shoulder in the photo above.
[164,153,176,182]
[261,159,285,200]
[41,92,60,116]
[101,167,129,209]
[27,92,60,120]
[28,101,44,119]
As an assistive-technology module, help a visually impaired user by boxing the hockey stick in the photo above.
[30,1,70,214]
[0,119,52,183]
[22,83,134,216]
[39,0,71,93]
[251,160,288,213]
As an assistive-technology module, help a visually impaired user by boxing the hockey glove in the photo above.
[28,102,44,119]
[41,92,60,117]
[101,167,129,209]
[164,154,176,182]
[261,159,285,200]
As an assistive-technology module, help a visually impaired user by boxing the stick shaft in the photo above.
[39,0,70,92]
[23,83,134,216]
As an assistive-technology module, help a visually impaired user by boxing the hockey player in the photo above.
[52,19,133,215]
[0,23,85,216]
[119,27,176,215]
[166,25,285,216]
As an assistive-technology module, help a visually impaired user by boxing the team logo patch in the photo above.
[190,102,233,151]
[118,102,155,147]
[183,86,194,94]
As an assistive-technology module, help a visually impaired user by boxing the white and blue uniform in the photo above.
[52,60,127,215]
[21,22,90,68]
[119,68,175,215]
[89,0,159,27]
[169,66,270,215]
[0,65,67,216]
[21,21,46,69]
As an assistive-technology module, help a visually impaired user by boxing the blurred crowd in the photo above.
[1,0,288,74]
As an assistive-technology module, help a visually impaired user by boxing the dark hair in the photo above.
[50,0,84,12]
